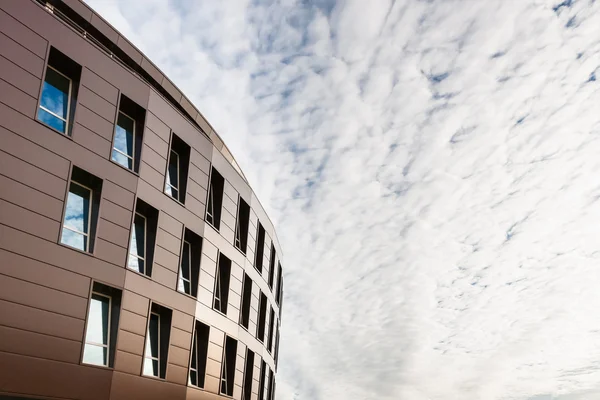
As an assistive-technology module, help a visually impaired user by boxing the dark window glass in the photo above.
[258,360,266,400]
[178,228,202,297]
[112,112,135,170]
[189,321,209,388]
[143,303,172,379]
[220,336,237,396]
[268,244,276,289]
[128,199,158,277]
[243,350,255,400]
[165,134,190,203]
[254,223,265,272]
[240,274,252,329]
[214,253,231,314]
[267,307,275,353]
[235,197,250,253]
[206,167,224,229]
[276,263,283,306]
[257,292,267,342]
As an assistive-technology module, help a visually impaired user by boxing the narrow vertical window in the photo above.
[128,199,158,277]
[239,273,252,330]
[37,47,81,135]
[213,253,232,314]
[267,306,275,353]
[220,336,238,396]
[60,167,102,252]
[189,321,210,388]
[274,323,280,368]
[258,360,266,400]
[257,292,267,342]
[242,349,255,400]
[268,243,276,289]
[143,303,172,379]
[267,367,274,400]
[111,95,145,172]
[254,222,265,272]
[82,282,121,368]
[234,197,250,253]
[178,228,202,297]
[206,167,224,230]
[165,133,190,203]
[275,263,283,306]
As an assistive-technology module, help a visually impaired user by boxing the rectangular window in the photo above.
[60,166,102,252]
[178,228,202,297]
[275,263,283,306]
[165,133,190,203]
[213,252,231,314]
[254,222,265,273]
[258,360,266,400]
[257,292,267,342]
[242,349,255,400]
[111,95,145,172]
[268,244,276,289]
[82,282,121,368]
[239,273,252,330]
[234,196,250,253]
[128,199,158,277]
[220,335,238,396]
[189,321,210,388]
[37,47,81,135]
[143,303,172,379]
[267,306,275,353]
[274,323,280,368]
[206,167,224,230]
[267,367,274,400]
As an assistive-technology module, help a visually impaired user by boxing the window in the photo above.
[258,360,266,400]
[242,349,255,400]
[206,167,224,230]
[165,133,190,203]
[275,263,283,306]
[111,95,145,172]
[220,335,238,396]
[267,367,275,400]
[82,282,121,367]
[234,197,250,253]
[128,199,158,276]
[274,323,280,368]
[178,228,202,297]
[239,273,252,330]
[257,292,267,342]
[254,222,265,272]
[189,321,210,388]
[60,166,101,252]
[268,244,276,289]
[37,47,81,135]
[213,252,232,314]
[267,307,275,353]
[143,303,172,379]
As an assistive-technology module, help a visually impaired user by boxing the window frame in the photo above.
[111,110,137,169]
[60,179,93,252]
[38,64,72,134]
[189,327,199,386]
[128,211,147,274]
[178,239,192,295]
[143,311,161,378]
[165,148,180,201]
[82,291,112,367]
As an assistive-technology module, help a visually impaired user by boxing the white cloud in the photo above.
[86,0,600,398]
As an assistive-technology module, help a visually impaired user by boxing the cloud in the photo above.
[86,0,600,399]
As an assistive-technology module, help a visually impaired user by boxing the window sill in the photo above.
[81,361,114,371]
[163,191,187,208]
[126,267,153,281]
[109,158,140,176]
[35,118,73,139]
[233,244,247,258]
[212,306,229,318]
[141,373,167,382]
[177,288,198,301]
[58,241,96,257]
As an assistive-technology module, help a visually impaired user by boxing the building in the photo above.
[0,1,284,399]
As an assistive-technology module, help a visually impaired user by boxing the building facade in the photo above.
[0,1,283,399]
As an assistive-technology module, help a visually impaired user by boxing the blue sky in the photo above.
[86,0,600,399]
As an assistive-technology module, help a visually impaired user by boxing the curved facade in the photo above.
[0,1,283,400]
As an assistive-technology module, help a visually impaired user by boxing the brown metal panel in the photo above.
[0,298,85,341]
[180,96,196,120]
[97,218,130,249]
[102,180,135,211]
[168,345,189,368]
[95,237,127,266]
[75,104,115,142]
[187,179,207,207]
[116,329,145,356]
[157,228,181,257]
[72,123,112,158]
[207,342,222,363]
[0,77,37,118]
[0,32,44,77]
[141,58,163,84]
[89,13,119,43]
[0,249,90,298]
[145,111,171,142]
[152,263,177,290]
[122,289,149,317]
[0,174,63,221]
[119,309,147,337]
[0,126,70,179]
[109,371,187,400]
[190,149,211,175]
[0,54,41,97]
[81,68,119,105]
[185,195,206,221]
[161,77,182,103]
[194,113,212,137]
[0,9,47,57]
[114,349,143,375]
[0,224,126,288]
[155,244,180,274]
[140,161,165,191]
[117,35,143,64]
[189,164,209,191]
[0,325,81,364]
[0,351,113,400]
[170,327,191,350]
[0,200,60,242]
[100,199,132,229]
[166,363,187,385]
[204,374,220,394]
[205,357,221,379]
[0,273,87,319]
[144,128,169,158]
[158,211,183,238]
[141,144,167,175]
[171,310,194,333]
[78,85,117,123]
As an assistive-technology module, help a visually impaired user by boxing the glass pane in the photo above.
[114,113,134,157]
[165,151,179,197]
[111,149,133,170]
[189,369,197,386]
[85,294,110,345]
[60,228,86,251]
[130,214,146,259]
[127,254,144,274]
[40,68,69,119]
[146,314,159,359]
[37,108,67,133]
[83,344,107,366]
[178,242,191,294]
[64,182,90,233]
[143,357,159,377]
[190,332,197,369]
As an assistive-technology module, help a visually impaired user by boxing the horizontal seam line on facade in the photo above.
[0,296,85,322]
[0,388,73,400]
[0,147,68,187]
[0,74,38,101]
[118,325,145,338]
[0,52,41,82]
[82,66,120,98]
[115,347,143,358]
[186,191,206,207]
[141,140,167,161]
[189,160,209,177]
[0,323,82,344]
[96,234,128,252]
[0,270,89,301]
[121,307,148,319]
[102,196,132,215]
[144,125,170,148]
[80,80,118,108]
[155,242,180,259]
[99,215,129,232]
[0,348,85,372]
[158,225,181,242]
[0,30,44,61]
[0,173,65,214]
[77,99,116,126]
[0,6,49,43]
[141,158,166,178]
[124,285,196,323]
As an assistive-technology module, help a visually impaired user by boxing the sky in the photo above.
[84,0,600,399]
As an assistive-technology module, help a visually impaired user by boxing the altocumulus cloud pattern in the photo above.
[86,0,600,399]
